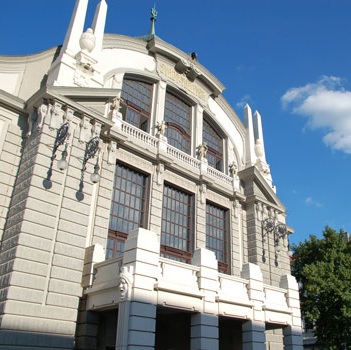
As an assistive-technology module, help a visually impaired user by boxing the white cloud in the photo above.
[236,94,252,110]
[305,196,322,208]
[281,76,351,153]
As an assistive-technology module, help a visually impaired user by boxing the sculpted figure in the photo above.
[118,266,133,301]
[156,120,166,136]
[198,143,208,158]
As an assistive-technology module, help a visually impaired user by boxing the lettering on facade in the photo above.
[158,62,208,105]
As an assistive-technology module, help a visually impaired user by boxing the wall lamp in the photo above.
[82,136,101,183]
[44,122,70,189]
[75,136,100,201]
[261,218,288,264]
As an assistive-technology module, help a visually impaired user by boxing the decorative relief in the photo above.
[117,149,153,173]
[91,121,102,139]
[255,202,263,221]
[157,61,208,105]
[107,141,117,166]
[206,189,230,208]
[118,266,133,301]
[199,183,207,204]
[164,171,196,193]
[79,116,91,143]
[49,101,64,130]
[156,163,164,186]
[36,103,51,131]
[64,107,75,124]
[233,199,242,218]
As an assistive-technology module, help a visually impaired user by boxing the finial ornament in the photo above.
[149,6,158,37]
[151,6,158,21]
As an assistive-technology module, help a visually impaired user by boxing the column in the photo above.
[191,313,218,350]
[241,263,266,350]
[280,274,303,350]
[242,320,266,350]
[283,326,303,350]
[191,248,219,350]
[115,228,159,349]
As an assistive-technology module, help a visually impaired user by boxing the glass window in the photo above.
[121,79,153,131]
[206,202,229,273]
[161,184,193,263]
[106,163,149,259]
[203,118,224,171]
[164,92,192,154]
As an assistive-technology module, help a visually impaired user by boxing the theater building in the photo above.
[0,1,303,349]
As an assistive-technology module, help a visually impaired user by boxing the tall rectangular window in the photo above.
[161,184,193,263]
[106,163,149,259]
[121,79,153,131]
[203,118,223,171]
[206,202,229,273]
[164,92,192,154]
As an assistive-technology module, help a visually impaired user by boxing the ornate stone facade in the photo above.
[0,1,302,349]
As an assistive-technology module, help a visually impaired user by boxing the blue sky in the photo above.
[1,0,351,245]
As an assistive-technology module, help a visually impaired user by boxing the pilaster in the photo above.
[115,228,159,349]
[191,313,219,350]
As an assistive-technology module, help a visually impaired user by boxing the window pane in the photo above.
[203,119,223,171]
[161,184,193,263]
[121,79,153,131]
[107,163,148,259]
[206,202,229,273]
[164,92,192,154]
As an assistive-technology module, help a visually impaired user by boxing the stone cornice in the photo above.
[25,86,114,131]
[239,166,285,210]
[102,34,149,55]
[0,46,59,64]
[0,88,26,114]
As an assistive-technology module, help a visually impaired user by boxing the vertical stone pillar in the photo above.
[115,228,159,349]
[196,184,207,249]
[241,263,266,350]
[242,320,266,350]
[191,248,219,350]
[154,81,167,130]
[280,274,303,349]
[191,313,218,350]
[283,326,303,350]
[194,105,204,152]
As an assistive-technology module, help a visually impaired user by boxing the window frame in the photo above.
[203,116,225,172]
[205,201,230,273]
[164,90,193,154]
[160,183,194,264]
[120,77,154,132]
[106,162,150,259]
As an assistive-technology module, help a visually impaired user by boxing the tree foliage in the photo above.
[291,227,351,349]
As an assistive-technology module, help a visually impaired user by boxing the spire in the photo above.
[61,0,89,57]
[253,110,266,163]
[244,104,257,167]
[148,6,158,39]
[91,0,108,59]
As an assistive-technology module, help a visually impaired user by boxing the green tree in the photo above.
[291,227,351,349]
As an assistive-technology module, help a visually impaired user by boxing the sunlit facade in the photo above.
[0,1,303,349]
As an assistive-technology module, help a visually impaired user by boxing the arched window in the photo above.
[164,91,192,154]
[203,118,224,171]
[120,78,153,132]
